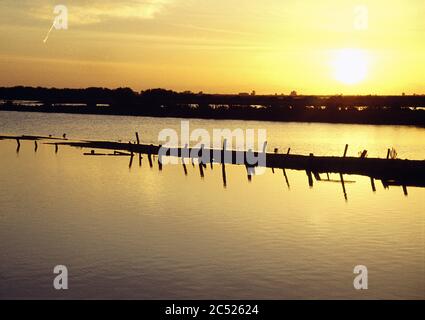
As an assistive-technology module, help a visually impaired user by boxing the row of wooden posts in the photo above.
[14,133,397,160]
[12,133,409,199]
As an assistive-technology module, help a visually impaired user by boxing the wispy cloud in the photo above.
[30,0,176,25]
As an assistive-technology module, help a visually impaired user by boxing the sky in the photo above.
[0,0,425,94]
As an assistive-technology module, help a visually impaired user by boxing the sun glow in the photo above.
[332,49,369,85]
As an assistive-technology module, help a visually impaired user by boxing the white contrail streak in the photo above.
[43,22,55,44]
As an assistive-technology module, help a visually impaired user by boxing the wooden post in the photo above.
[16,138,20,153]
[283,168,290,189]
[129,141,134,157]
[199,163,204,178]
[158,144,163,171]
[370,177,376,192]
[343,144,348,157]
[287,148,291,155]
[199,144,205,165]
[135,132,141,165]
[340,173,347,201]
[306,170,313,187]
[386,148,391,159]
[246,165,254,182]
[55,143,58,153]
[272,148,278,173]
[313,172,321,181]
[129,154,134,169]
[147,154,153,168]
[34,140,38,152]
[222,163,227,188]
[402,185,408,196]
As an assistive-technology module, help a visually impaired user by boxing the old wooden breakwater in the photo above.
[54,138,425,186]
[2,134,425,190]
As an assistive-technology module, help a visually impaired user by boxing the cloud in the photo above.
[34,0,176,25]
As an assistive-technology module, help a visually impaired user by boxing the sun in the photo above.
[332,49,369,85]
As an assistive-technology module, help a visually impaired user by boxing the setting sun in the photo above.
[332,49,369,85]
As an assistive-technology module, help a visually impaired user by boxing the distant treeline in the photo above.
[1,86,425,126]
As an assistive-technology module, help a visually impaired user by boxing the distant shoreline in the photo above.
[2,86,425,127]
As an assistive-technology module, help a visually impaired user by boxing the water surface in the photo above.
[0,112,424,299]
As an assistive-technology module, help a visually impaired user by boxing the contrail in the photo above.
[43,21,55,44]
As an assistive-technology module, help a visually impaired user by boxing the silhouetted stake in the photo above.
[387,148,391,159]
[340,173,347,201]
[135,132,140,145]
[158,144,163,171]
[283,168,290,189]
[148,153,153,168]
[181,143,188,168]
[129,154,134,169]
[313,172,321,181]
[222,163,227,188]
[381,180,389,189]
[34,140,38,152]
[16,138,20,153]
[370,177,376,192]
[402,185,408,196]
[360,150,368,158]
[210,151,213,169]
[343,144,349,157]
[199,144,205,165]
[129,141,134,157]
[55,143,58,153]
[287,148,291,155]
[326,173,330,180]
[246,165,254,182]
[271,148,278,173]
[199,163,204,178]
[139,153,142,167]
[306,170,313,187]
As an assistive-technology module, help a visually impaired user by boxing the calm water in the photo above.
[0,111,424,299]
[1,111,425,159]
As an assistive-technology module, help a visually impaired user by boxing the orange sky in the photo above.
[1,0,425,94]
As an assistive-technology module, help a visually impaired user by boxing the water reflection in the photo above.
[1,138,424,299]
[125,149,420,201]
